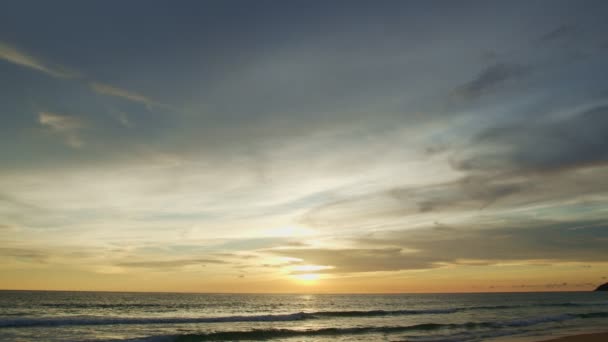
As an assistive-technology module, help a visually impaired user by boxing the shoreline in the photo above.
[538,332,608,342]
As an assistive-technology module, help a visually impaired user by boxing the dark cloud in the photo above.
[539,25,578,43]
[480,50,498,62]
[212,253,258,260]
[389,175,524,213]
[259,260,303,269]
[215,238,305,251]
[459,105,608,173]
[380,104,608,219]
[271,248,436,274]
[364,220,608,262]
[303,163,608,228]
[272,220,608,274]
[453,63,529,100]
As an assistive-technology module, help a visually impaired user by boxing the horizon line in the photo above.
[0,288,597,295]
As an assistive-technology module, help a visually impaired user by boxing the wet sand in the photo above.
[538,332,608,342]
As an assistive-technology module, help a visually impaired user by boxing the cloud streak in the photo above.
[116,258,228,270]
[0,247,49,263]
[0,41,78,78]
[539,25,578,43]
[89,82,164,108]
[0,41,165,109]
[272,220,608,274]
[453,63,529,100]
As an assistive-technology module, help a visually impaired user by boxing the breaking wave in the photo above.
[129,312,608,341]
[2,308,608,328]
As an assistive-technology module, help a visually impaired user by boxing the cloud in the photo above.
[115,112,132,127]
[0,40,168,110]
[271,248,435,274]
[388,175,524,213]
[365,220,608,262]
[0,223,18,232]
[321,104,606,222]
[302,163,608,229]
[0,41,79,78]
[272,220,608,274]
[0,247,49,263]
[1,3,607,291]
[89,82,163,108]
[38,112,83,131]
[116,258,228,269]
[453,63,529,100]
[539,25,578,43]
[38,112,85,148]
[458,105,608,173]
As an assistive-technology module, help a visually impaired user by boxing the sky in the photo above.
[1,0,608,293]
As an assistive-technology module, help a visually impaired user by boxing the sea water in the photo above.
[0,291,607,341]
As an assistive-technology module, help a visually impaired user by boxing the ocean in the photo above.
[0,291,606,342]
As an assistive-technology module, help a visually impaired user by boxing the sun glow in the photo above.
[291,264,332,272]
[289,264,333,285]
[293,273,320,283]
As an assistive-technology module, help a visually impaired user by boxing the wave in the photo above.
[457,301,608,311]
[171,324,451,341]
[311,308,460,317]
[2,309,608,329]
[40,303,163,308]
[0,308,458,328]
[25,300,608,312]
[538,302,608,308]
[0,313,309,328]
[132,312,608,341]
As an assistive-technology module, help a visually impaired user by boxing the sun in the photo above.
[293,273,321,284]
[289,265,333,285]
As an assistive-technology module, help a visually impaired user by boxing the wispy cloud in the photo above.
[0,41,79,78]
[116,258,228,269]
[539,24,578,43]
[115,112,132,127]
[0,41,165,109]
[90,82,163,108]
[0,247,49,263]
[453,63,529,100]
[38,112,85,148]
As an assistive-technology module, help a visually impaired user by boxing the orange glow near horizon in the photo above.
[1,261,606,293]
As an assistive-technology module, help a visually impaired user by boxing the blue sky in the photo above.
[1,0,608,292]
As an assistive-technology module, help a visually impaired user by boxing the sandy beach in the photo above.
[538,332,608,342]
